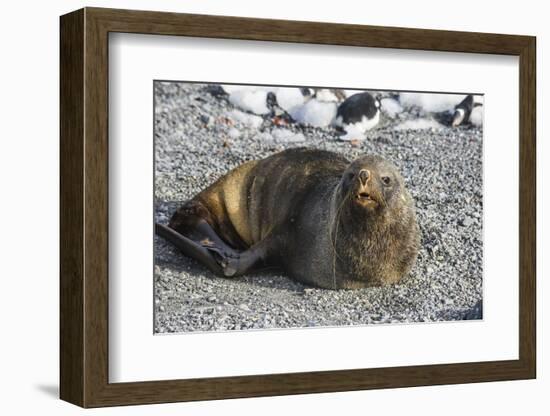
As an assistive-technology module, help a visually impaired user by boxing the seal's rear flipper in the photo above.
[155,223,224,276]
[222,240,272,277]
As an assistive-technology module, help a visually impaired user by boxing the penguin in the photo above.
[312,88,346,102]
[468,100,484,127]
[299,88,346,103]
[333,92,381,135]
[300,87,314,99]
[451,94,483,127]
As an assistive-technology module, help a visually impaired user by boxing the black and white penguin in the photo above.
[313,88,346,102]
[452,94,483,127]
[299,88,346,103]
[300,87,314,100]
[333,92,381,134]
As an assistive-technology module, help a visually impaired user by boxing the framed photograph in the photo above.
[60,7,536,408]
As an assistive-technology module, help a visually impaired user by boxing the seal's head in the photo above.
[339,155,404,215]
[332,154,419,287]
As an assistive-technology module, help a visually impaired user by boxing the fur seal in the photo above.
[156,148,420,289]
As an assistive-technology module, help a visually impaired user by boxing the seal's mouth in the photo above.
[355,191,379,207]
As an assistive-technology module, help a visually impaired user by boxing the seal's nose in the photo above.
[358,169,370,186]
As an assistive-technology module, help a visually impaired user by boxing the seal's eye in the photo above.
[381,176,391,186]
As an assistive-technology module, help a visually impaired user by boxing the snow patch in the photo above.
[271,129,306,143]
[228,89,270,114]
[221,84,271,94]
[226,110,263,129]
[227,128,241,139]
[289,99,337,127]
[253,132,273,142]
[473,95,484,105]
[399,93,466,112]
[273,87,306,113]
[380,98,403,118]
[469,106,483,127]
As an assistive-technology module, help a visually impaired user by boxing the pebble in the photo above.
[227,128,241,139]
[459,217,474,227]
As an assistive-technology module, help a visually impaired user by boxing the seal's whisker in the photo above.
[329,187,353,288]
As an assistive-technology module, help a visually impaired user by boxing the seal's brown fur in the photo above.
[165,148,420,289]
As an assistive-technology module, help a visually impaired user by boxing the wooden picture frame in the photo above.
[60,7,536,408]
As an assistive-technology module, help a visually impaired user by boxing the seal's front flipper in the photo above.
[155,223,224,275]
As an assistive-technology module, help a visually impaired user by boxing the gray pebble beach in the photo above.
[154,82,483,333]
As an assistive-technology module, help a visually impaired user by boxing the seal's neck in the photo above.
[327,185,394,282]
[329,184,390,238]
